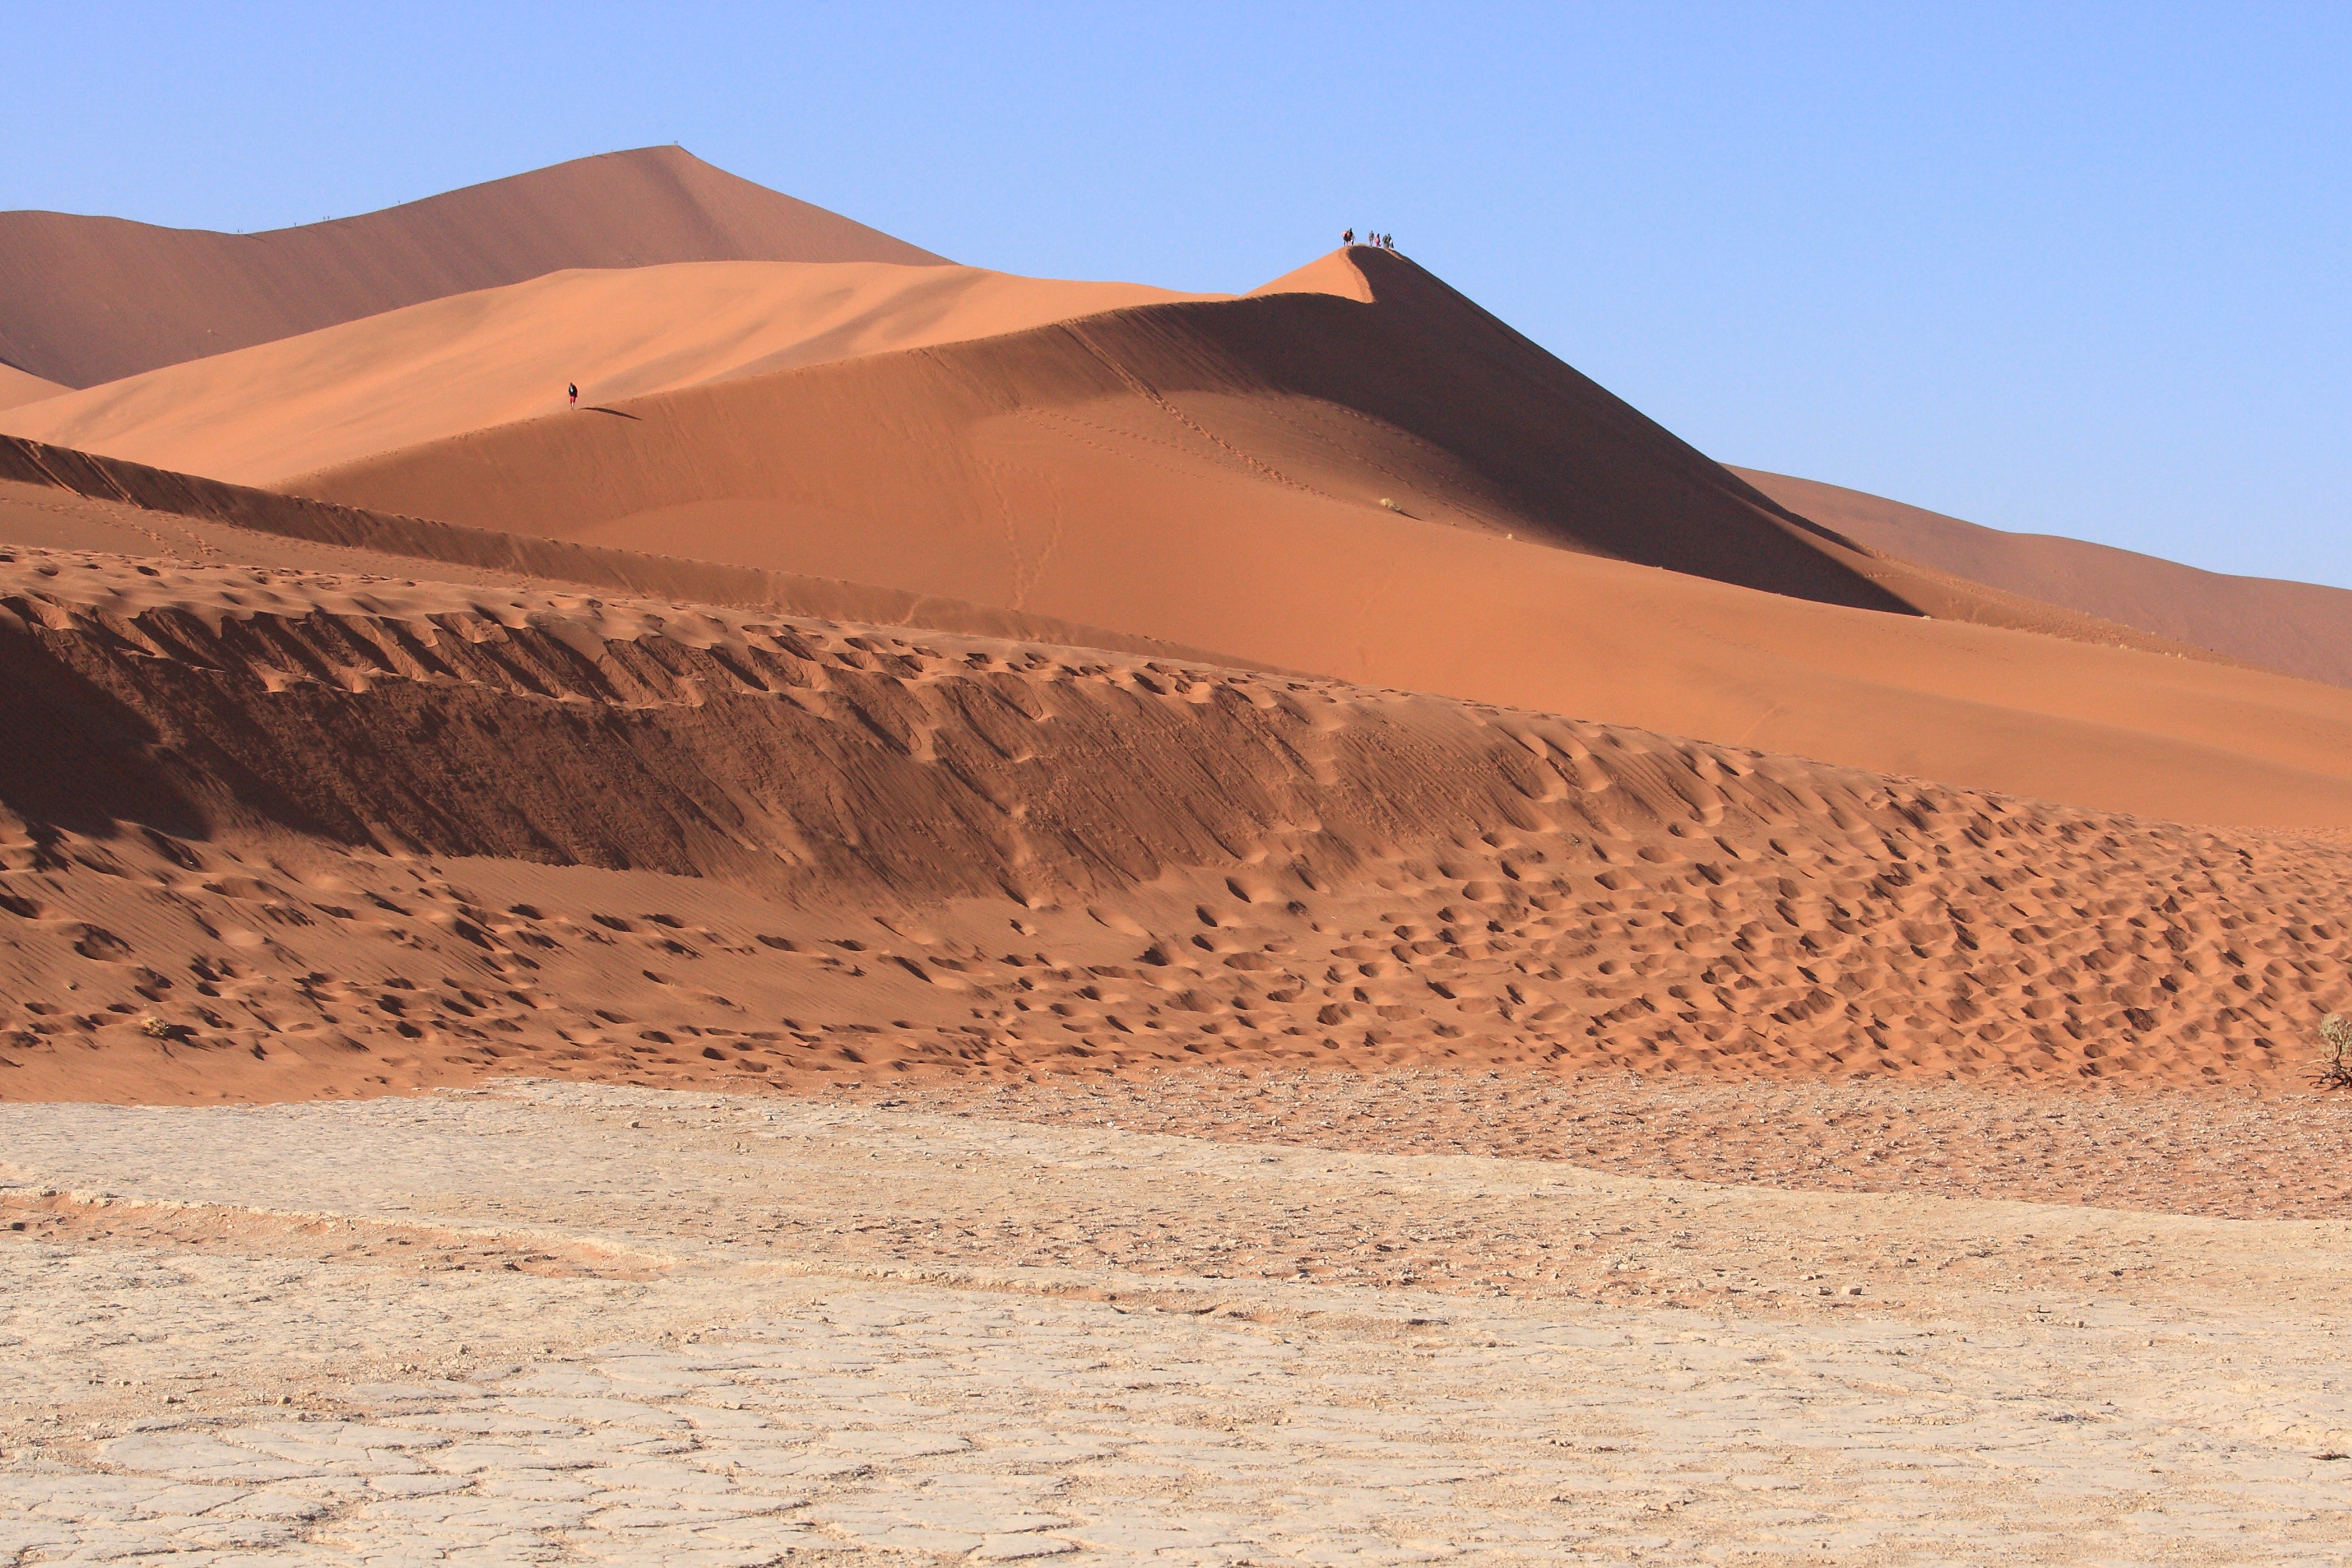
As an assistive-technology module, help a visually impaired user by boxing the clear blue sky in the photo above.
[7,3,2348,586]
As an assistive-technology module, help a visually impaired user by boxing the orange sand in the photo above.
[2,261,1219,486]
[0,364,65,412]
[7,157,2352,1148]
[4,540,2348,1112]
[1736,466,2352,690]
[279,250,2352,831]
[0,146,945,388]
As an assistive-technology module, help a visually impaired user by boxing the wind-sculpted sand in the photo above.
[7,153,2352,1562]
[1,261,1216,486]
[0,147,945,389]
[276,249,2352,830]
[0,367,64,414]
[1735,465,2352,692]
[5,546,2349,1111]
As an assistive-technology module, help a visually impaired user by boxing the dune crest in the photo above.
[1736,466,2352,691]
[1247,249,1378,302]
[268,252,2352,830]
[1,261,1222,487]
[0,146,947,388]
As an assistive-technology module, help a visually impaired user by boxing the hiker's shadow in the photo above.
[583,407,641,420]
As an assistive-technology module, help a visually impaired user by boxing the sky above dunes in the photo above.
[6,3,2348,588]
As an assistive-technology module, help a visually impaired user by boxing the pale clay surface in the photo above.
[2,1082,2348,1565]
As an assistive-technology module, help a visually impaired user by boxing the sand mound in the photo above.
[0,147,947,388]
[294,247,1939,614]
[3,545,2348,1104]
[0,435,1249,667]
[0,364,65,412]
[268,252,2352,831]
[3,261,1218,486]
[1736,466,2352,690]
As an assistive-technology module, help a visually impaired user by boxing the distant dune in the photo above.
[0,146,948,388]
[0,364,65,412]
[1,261,1217,487]
[1735,467,2352,690]
[277,246,2352,831]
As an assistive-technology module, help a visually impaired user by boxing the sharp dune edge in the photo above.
[1736,465,2352,691]
[0,260,1219,486]
[0,146,948,388]
[283,248,2352,831]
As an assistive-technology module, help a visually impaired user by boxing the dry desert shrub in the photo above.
[2318,1013,2352,1091]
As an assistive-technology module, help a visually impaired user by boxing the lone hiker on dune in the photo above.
[568,383,578,409]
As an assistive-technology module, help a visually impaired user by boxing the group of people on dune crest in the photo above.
[1342,228,1398,251]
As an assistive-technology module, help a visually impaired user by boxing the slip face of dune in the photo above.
[1736,466,2352,692]
[3,262,1220,487]
[4,546,2349,1108]
[296,247,1931,614]
[0,147,948,389]
[278,252,2352,831]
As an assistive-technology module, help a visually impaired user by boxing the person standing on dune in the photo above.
[567,383,577,409]
[1342,228,1354,245]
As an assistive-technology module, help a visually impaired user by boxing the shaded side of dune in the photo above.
[293,247,2253,659]
[268,259,2352,834]
[0,147,949,388]
[1734,467,2352,690]
[0,569,1778,904]
[294,246,1927,616]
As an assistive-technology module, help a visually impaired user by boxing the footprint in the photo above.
[71,925,131,961]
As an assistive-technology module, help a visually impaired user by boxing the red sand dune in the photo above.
[3,542,2346,1103]
[0,147,947,388]
[1,261,1216,487]
[0,434,1254,667]
[1735,467,2352,691]
[0,364,66,412]
[6,161,2351,1115]
[283,247,2352,831]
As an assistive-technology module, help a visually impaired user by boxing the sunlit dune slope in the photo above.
[286,249,2352,829]
[4,549,2348,1100]
[0,435,1250,667]
[1,261,1219,486]
[0,365,66,412]
[0,147,947,388]
[1735,467,2352,691]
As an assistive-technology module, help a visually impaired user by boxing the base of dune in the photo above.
[6,472,2352,1565]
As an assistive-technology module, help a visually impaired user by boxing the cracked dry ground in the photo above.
[4,1082,2350,1566]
